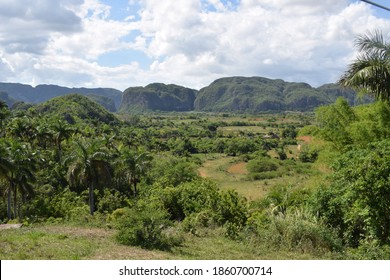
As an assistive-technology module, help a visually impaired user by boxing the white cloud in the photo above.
[0,0,82,54]
[1,0,390,92]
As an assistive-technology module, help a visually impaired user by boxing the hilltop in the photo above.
[34,94,119,125]
[119,83,197,113]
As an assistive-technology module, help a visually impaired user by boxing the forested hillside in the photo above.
[0,82,122,111]
[119,83,197,112]
[194,77,362,112]
[1,76,362,115]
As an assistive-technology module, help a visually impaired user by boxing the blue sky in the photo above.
[1,0,390,91]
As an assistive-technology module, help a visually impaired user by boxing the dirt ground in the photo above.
[227,162,248,175]
[0,224,23,230]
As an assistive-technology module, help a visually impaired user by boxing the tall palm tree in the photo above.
[0,141,12,219]
[66,139,112,215]
[339,30,390,102]
[116,147,152,197]
[51,119,74,162]
[0,140,36,220]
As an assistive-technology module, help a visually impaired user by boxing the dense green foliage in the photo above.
[315,98,390,150]
[120,83,197,112]
[313,140,390,247]
[194,77,361,113]
[34,94,119,125]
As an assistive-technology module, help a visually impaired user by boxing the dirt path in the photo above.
[0,224,23,230]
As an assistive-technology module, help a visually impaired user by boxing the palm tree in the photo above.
[0,140,36,220]
[66,139,112,215]
[116,147,152,197]
[51,119,74,162]
[339,30,390,102]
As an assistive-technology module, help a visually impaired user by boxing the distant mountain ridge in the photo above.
[1,77,365,114]
[193,76,361,113]
[0,82,122,111]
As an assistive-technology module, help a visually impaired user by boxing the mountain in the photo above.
[34,94,119,125]
[1,76,363,114]
[0,82,122,111]
[120,83,197,113]
[0,91,17,107]
[194,76,361,113]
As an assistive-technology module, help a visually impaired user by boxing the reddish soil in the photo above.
[227,162,248,175]
[297,136,313,143]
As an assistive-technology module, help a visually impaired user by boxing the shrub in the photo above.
[97,189,126,214]
[247,157,279,173]
[298,145,318,162]
[115,205,182,250]
[216,190,248,238]
[245,208,342,254]
[312,140,390,246]
[152,179,220,221]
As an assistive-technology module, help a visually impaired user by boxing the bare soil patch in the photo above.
[0,224,23,230]
[297,136,313,143]
[227,162,248,175]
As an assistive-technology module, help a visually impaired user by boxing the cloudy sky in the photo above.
[1,0,390,91]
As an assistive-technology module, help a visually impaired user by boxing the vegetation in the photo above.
[194,77,362,113]
[339,30,390,102]
[119,83,197,112]
[0,82,122,109]
[1,31,390,260]
[2,78,362,115]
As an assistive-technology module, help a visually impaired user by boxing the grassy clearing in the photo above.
[197,153,318,201]
[198,155,269,200]
[0,224,326,260]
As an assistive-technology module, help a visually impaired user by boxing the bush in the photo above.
[247,157,279,173]
[115,205,182,250]
[151,179,220,221]
[312,140,390,246]
[97,189,126,214]
[216,190,248,237]
[298,145,318,162]
[245,208,342,254]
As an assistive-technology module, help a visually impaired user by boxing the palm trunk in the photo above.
[13,184,17,219]
[7,187,12,220]
[89,184,94,215]
[133,181,137,198]
[57,141,62,163]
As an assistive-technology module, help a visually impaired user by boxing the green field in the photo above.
[0,224,330,260]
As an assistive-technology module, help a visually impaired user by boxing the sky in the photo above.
[1,0,390,91]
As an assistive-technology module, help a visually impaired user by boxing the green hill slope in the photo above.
[34,94,119,125]
[194,76,359,113]
[119,83,197,113]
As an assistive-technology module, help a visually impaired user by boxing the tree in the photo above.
[313,140,390,246]
[339,30,390,102]
[51,119,74,162]
[0,140,36,220]
[315,98,357,150]
[116,147,152,197]
[66,139,112,215]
